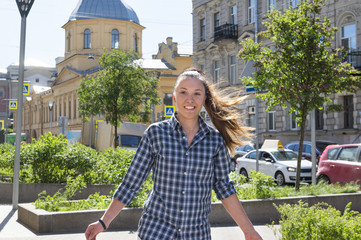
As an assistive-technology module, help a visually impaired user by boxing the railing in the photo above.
[214,23,238,41]
[343,51,361,71]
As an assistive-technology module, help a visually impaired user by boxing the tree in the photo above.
[78,50,159,147]
[238,0,361,190]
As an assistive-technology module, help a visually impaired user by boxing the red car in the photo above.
[317,144,361,184]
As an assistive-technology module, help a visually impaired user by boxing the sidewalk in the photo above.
[0,204,280,240]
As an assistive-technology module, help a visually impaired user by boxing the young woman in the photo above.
[85,68,262,240]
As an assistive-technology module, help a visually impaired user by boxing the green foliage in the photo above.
[93,147,134,184]
[231,171,277,199]
[78,49,159,146]
[19,133,98,183]
[0,143,15,180]
[273,201,361,239]
[238,0,361,190]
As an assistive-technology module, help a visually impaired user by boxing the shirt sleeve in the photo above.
[212,139,236,200]
[113,127,155,205]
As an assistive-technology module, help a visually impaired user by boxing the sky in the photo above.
[0,0,193,70]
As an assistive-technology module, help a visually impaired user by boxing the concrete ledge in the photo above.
[0,183,114,203]
[18,192,361,233]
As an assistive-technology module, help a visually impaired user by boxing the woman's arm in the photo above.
[85,198,125,240]
[221,194,263,240]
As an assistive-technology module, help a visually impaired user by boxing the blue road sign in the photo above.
[164,106,175,117]
[0,120,4,130]
[9,101,17,110]
[23,83,30,95]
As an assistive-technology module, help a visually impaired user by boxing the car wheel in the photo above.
[317,175,330,184]
[275,172,285,186]
[240,168,248,178]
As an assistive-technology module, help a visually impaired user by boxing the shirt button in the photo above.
[180,209,184,213]
[178,228,181,232]
[182,191,185,194]
[184,172,187,175]
[183,136,186,139]
[185,152,188,156]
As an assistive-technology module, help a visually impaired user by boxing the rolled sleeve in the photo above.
[213,141,236,200]
[113,128,154,205]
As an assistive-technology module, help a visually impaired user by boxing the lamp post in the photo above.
[13,0,35,210]
[48,101,54,133]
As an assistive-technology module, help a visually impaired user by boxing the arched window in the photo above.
[111,29,119,49]
[134,33,138,52]
[84,29,91,49]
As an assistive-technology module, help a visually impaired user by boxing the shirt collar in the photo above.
[169,112,211,135]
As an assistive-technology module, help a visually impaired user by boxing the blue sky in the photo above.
[0,0,192,69]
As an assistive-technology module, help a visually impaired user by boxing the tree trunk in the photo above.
[295,110,307,191]
[114,124,118,148]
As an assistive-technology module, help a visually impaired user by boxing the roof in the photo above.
[174,45,193,56]
[69,0,140,24]
[33,86,51,94]
[134,59,170,70]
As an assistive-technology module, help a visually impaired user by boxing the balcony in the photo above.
[214,24,238,41]
[343,51,361,71]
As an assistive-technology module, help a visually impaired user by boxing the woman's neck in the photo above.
[176,114,199,134]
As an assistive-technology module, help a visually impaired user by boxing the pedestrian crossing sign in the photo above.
[164,105,175,117]
[0,120,4,130]
[23,83,30,95]
[9,101,17,110]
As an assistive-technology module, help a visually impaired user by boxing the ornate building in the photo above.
[192,0,361,146]
[16,0,192,148]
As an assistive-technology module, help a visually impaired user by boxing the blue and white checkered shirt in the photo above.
[114,114,236,240]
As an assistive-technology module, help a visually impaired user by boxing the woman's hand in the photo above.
[244,229,263,240]
[85,221,104,240]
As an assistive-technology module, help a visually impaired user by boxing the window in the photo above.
[0,89,4,98]
[315,109,324,130]
[69,101,71,119]
[344,95,353,129]
[248,106,255,128]
[35,78,39,83]
[268,111,276,131]
[213,60,220,83]
[229,55,237,84]
[341,24,356,65]
[248,0,255,24]
[163,93,172,106]
[134,33,138,53]
[290,111,297,130]
[290,0,298,8]
[214,12,220,30]
[59,103,61,116]
[84,29,91,49]
[74,99,77,119]
[200,18,206,41]
[230,5,237,24]
[200,64,205,72]
[337,147,358,161]
[64,102,66,117]
[268,0,276,11]
[111,29,119,49]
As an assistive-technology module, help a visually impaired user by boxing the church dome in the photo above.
[69,0,140,24]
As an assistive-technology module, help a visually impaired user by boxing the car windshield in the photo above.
[270,151,298,161]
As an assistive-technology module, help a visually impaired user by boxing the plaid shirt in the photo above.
[114,115,236,240]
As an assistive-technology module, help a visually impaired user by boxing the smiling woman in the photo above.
[85,68,262,240]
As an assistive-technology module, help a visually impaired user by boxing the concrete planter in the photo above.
[18,192,361,234]
[0,182,114,203]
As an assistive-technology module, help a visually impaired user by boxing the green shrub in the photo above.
[93,147,134,184]
[231,170,276,200]
[0,143,15,180]
[273,201,361,240]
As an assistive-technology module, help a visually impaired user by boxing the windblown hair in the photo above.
[176,68,252,154]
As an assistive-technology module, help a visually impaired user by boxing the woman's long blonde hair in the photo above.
[176,68,252,154]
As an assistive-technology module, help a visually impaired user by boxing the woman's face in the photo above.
[173,77,206,122]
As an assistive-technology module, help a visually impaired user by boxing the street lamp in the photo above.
[13,0,35,210]
[48,101,54,133]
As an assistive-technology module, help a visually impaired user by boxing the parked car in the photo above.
[316,143,361,184]
[236,140,312,185]
[284,140,337,163]
[230,144,255,171]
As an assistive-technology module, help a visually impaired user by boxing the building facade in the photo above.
[192,0,361,146]
[15,0,192,148]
